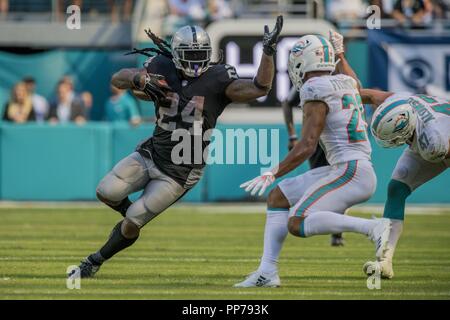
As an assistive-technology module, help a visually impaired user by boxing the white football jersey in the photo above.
[299,74,371,165]
[406,94,450,163]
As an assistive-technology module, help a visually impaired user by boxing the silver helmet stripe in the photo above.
[191,26,197,43]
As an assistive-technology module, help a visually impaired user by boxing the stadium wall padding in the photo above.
[0,123,448,204]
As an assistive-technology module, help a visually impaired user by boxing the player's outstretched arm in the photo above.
[225,15,283,102]
[359,88,394,107]
[240,101,326,196]
[329,30,362,90]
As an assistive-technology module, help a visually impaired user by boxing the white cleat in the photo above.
[368,218,391,259]
[233,270,281,288]
[363,260,394,279]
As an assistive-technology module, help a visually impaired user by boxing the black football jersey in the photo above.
[136,55,238,189]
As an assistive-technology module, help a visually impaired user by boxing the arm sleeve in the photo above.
[216,64,239,107]
[218,64,239,93]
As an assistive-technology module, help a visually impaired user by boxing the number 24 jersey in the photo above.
[137,55,239,189]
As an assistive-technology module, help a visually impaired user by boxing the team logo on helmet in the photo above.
[393,113,409,133]
[292,40,311,56]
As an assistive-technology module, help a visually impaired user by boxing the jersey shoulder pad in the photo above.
[300,77,332,107]
[209,64,239,80]
[144,55,174,74]
[206,64,239,94]
[416,123,449,163]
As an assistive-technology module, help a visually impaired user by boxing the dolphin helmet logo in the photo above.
[393,113,409,133]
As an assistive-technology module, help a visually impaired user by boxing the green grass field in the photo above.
[1,206,450,299]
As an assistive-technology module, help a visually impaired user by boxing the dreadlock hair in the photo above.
[125,28,224,65]
[125,29,173,59]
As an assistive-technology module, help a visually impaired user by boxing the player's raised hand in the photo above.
[329,30,344,55]
[240,171,275,196]
[262,15,283,56]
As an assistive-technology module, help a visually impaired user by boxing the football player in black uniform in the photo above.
[282,86,344,246]
[69,16,284,278]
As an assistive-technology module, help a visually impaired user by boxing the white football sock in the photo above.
[303,211,377,237]
[258,209,289,274]
[384,219,403,260]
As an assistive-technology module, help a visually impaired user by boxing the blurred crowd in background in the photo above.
[1,0,449,126]
[327,0,449,25]
[2,75,141,125]
[1,1,448,27]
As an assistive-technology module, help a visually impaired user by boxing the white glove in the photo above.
[240,171,275,196]
[329,30,344,55]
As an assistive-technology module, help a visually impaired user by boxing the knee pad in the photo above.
[383,179,412,220]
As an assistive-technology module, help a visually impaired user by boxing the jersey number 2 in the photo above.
[342,93,367,143]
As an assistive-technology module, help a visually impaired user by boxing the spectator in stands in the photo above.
[392,0,431,25]
[48,80,86,125]
[105,86,141,126]
[429,0,449,18]
[208,0,233,21]
[2,82,36,123]
[108,0,134,22]
[81,91,93,118]
[61,75,93,120]
[164,0,207,35]
[23,76,49,123]
[370,0,395,17]
[326,0,366,21]
[0,0,8,19]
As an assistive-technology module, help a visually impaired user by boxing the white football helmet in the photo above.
[371,98,417,148]
[288,35,336,89]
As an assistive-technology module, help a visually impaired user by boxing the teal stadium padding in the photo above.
[0,123,448,203]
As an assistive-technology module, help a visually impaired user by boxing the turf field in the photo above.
[0,205,450,299]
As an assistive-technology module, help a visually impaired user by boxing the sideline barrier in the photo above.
[0,123,448,203]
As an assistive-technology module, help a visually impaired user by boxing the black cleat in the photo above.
[68,256,102,279]
[331,233,344,247]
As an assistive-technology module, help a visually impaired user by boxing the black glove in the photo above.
[133,73,172,106]
[262,15,283,56]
